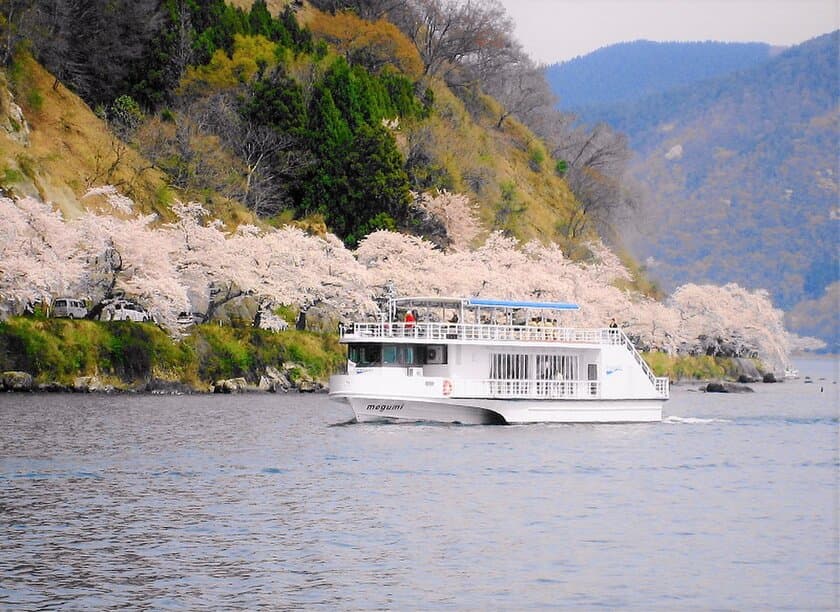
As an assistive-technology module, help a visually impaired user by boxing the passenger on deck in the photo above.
[404,310,415,331]
[609,318,618,329]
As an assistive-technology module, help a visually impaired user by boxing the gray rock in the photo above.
[705,381,754,393]
[213,377,249,393]
[762,372,777,383]
[258,375,289,393]
[2,371,33,391]
[73,376,114,393]
[734,358,762,381]
[259,365,291,393]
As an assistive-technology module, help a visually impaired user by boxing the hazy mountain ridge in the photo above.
[545,40,774,113]
[546,33,839,350]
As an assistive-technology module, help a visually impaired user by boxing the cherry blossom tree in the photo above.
[0,196,85,313]
[0,189,803,370]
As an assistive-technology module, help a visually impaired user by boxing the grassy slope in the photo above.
[408,80,580,245]
[0,317,343,387]
[0,55,171,219]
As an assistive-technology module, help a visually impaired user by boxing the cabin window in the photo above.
[490,353,529,380]
[382,345,398,364]
[349,344,381,366]
[349,344,431,366]
[536,355,579,381]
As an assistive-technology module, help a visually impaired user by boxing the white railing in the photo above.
[342,321,609,345]
[610,328,670,399]
[453,379,600,400]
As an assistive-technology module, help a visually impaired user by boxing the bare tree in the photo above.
[309,0,408,20]
[392,0,514,78]
[168,0,194,88]
[191,93,313,217]
[0,0,36,64]
[481,51,556,128]
[550,121,637,239]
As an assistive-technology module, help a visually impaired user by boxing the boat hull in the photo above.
[336,395,663,424]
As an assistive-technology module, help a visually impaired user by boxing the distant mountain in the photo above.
[545,40,775,114]
[548,33,839,350]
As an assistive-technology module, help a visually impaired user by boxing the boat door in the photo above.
[587,363,598,396]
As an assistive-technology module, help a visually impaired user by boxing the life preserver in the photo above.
[442,379,453,396]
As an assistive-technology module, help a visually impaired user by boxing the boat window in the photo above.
[386,345,419,366]
[490,353,529,380]
[349,344,381,366]
[536,355,579,381]
[382,345,398,364]
[350,344,441,367]
[401,345,415,365]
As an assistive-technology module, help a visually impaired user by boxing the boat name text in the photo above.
[366,403,404,412]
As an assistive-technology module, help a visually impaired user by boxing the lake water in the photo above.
[1,359,837,609]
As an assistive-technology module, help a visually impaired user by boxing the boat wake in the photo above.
[663,416,733,425]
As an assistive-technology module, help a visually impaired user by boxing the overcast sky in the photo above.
[497,0,839,64]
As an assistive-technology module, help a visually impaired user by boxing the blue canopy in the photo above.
[467,298,580,311]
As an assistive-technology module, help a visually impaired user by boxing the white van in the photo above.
[52,298,88,319]
[101,299,153,322]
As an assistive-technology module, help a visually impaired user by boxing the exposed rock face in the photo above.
[209,295,260,327]
[689,334,760,359]
[282,362,323,393]
[0,85,30,146]
[259,366,291,393]
[299,303,340,333]
[1,371,33,391]
[734,357,762,382]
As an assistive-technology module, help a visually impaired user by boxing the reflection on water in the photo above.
[1,359,837,609]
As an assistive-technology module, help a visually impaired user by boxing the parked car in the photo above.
[100,299,153,322]
[176,311,204,327]
[52,297,88,319]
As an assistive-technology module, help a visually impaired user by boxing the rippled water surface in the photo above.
[1,359,838,609]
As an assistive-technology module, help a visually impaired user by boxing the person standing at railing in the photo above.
[609,318,618,329]
[404,309,416,336]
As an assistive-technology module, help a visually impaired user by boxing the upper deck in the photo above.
[340,320,616,347]
[343,295,596,345]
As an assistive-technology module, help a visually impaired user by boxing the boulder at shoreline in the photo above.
[1,371,33,392]
[704,381,754,393]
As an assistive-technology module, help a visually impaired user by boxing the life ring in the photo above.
[442,379,453,396]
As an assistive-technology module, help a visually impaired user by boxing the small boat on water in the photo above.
[329,297,669,424]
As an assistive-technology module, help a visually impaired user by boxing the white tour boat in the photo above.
[329,297,669,424]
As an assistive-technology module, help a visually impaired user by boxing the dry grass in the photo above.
[2,54,171,218]
[404,78,582,247]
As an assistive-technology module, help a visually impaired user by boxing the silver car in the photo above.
[52,298,88,319]
[101,299,152,322]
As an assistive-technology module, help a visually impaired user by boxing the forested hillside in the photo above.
[545,40,774,115]
[557,32,838,350]
[0,0,599,248]
[0,0,816,373]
